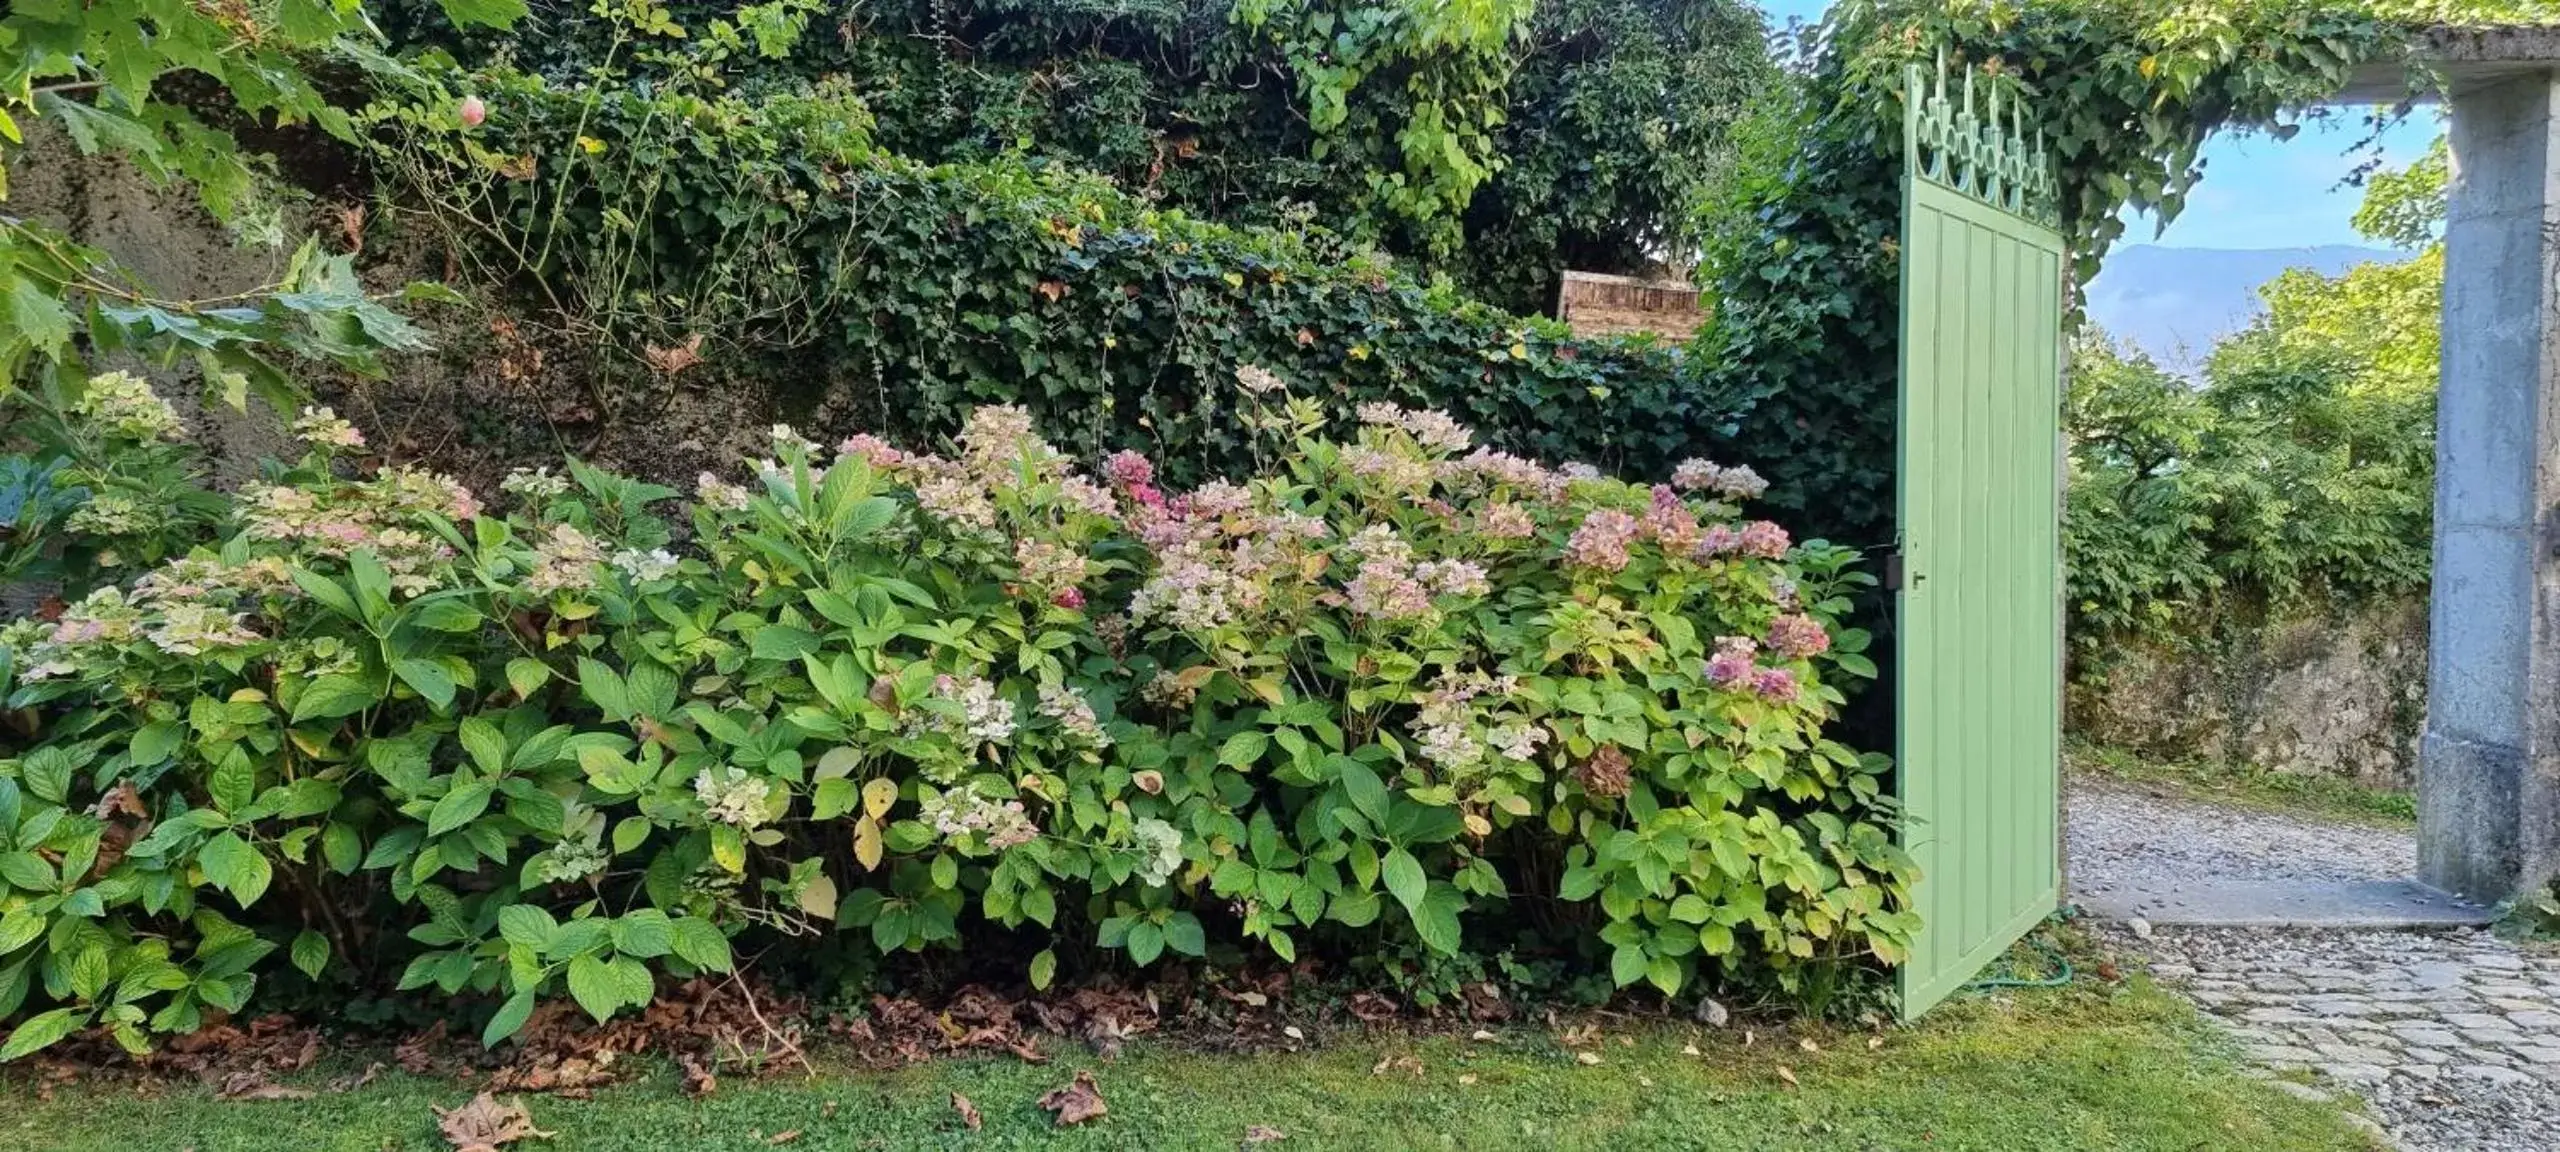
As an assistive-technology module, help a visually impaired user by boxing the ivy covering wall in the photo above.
[378,0,1779,315]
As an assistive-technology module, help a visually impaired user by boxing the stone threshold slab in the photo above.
[2072,878,2497,929]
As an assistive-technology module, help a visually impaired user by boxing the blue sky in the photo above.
[1758,0,2444,250]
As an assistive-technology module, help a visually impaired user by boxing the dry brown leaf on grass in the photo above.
[1037,1069,1109,1127]
[1775,1065,1799,1088]
[214,1072,313,1102]
[1243,1125,1287,1144]
[767,1130,802,1145]
[679,1054,717,1099]
[435,1093,553,1152]
[951,1091,983,1131]
[1369,1054,1421,1077]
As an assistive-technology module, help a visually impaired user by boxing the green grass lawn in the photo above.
[2069,740,2417,827]
[3,969,2378,1152]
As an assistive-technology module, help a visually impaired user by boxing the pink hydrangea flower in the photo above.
[1564,508,1639,572]
[1767,613,1831,659]
[1102,450,1155,490]
[1737,520,1790,559]
[1750,667,1801,703]
[838,433,907,469]
[1706,635,1758,688]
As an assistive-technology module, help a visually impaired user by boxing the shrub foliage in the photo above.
[366,60,1730,493]
[0,386,1905,1059]
[378,0,1778,314]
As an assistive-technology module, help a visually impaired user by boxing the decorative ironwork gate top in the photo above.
[1904,58,2060,225]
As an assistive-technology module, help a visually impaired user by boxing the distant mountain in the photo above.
[2084,244,2407,374]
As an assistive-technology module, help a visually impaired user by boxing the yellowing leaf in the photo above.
[815,746,862,781]
[797,872,839,920]
[862,778,897,820]
[854,816,884,870]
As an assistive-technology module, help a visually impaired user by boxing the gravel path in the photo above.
[2069,780,2559,1152]
[2067,777,2415,889]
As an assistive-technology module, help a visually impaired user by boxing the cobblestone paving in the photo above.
[2070,783,2560,1151]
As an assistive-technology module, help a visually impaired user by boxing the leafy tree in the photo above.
[2065,136,2444,672]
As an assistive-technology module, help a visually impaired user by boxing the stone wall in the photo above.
[2067,598,2429,791]
[10,123,795,511]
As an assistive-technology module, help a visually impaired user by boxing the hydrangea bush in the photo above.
[0,371,1912,1059]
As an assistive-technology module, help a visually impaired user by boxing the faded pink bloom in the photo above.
[1767,613,1831,660]
[1102,450,1156,490]
[837,433,907,469]
[1641,486,1699,552]
[1059,476,1118,519]
[1750,667,1801,703]
[1706,636,1757,688]
[1737,520,1790,560]
[1415,559,1488,598]
[460,95,487,128]
[1564,508,1639,572]
[1479,502,1536,539]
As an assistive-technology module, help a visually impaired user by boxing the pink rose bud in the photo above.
[459,96,487,128]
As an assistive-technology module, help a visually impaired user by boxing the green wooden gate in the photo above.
[1893,62,2066,1018]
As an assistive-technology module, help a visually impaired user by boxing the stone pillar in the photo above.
[2423,68,2560,903]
